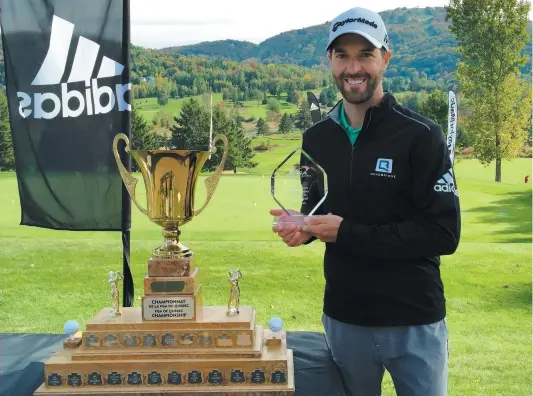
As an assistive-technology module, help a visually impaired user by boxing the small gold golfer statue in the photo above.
[226,269,242,316]
[108,270,123,317]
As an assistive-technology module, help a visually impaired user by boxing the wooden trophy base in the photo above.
[35,306,294,395]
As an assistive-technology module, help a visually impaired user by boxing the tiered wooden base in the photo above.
[35,256,294,395]
[35,306,294,395]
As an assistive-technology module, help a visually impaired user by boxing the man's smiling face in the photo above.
[328,34,391,105]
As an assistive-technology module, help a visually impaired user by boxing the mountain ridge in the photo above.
[155,7,532,79]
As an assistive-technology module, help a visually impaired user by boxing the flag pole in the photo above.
[121,0,134,307]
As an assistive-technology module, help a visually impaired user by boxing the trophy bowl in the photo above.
[113,133,228,259]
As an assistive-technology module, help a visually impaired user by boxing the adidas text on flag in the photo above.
[434,168,458,196]
[17,15,130,119]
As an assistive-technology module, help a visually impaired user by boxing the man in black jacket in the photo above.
[271,6,461,396]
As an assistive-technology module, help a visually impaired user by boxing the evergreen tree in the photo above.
[171,99,256,171]
[170,98,210,150]
[256,117,270,135]
[278,112,293,133]
[295,101,312,131]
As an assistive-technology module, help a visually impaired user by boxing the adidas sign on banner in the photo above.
[18,15,131,120]
[0,0,130,230]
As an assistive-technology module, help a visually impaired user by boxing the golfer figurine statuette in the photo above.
[226,269,242,316]
[108,271,123,317]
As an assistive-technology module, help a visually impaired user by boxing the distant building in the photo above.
[141,76,156,85]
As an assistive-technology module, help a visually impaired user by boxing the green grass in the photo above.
[0,157,531,395]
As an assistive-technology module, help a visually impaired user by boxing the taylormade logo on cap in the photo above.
[333,17,378,31]
[326,7,390,52]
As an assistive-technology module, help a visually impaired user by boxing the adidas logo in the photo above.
[434,168,458,196]
[17,15,131,119]
[310,103,319,111]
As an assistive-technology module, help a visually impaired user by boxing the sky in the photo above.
[130,0,460,49]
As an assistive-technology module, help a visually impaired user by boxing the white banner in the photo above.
[447,90,458,163]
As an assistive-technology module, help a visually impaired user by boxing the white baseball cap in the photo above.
[326,7,390,52]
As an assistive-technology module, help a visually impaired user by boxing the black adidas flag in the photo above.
[0,0,134,306]
[0,0,130,230]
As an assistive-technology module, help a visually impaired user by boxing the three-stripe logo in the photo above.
[434,168,458,196]
[17,15,131,119]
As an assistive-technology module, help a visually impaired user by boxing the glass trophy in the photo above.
[271,147,328,226]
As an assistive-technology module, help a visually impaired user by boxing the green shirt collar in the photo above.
[339,101,362,145]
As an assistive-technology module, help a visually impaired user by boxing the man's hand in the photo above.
[302,213,343,243]
[270,209,312,247]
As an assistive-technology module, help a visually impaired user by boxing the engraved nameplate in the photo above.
[143,296,195,320]
[188,370,202,384]
[87,372,102,386]
[161,333,176,346]
[230,370,246,383]
[151,280,186,293]
[85,334,99,347]
[167,371,182,385]
[67,373,82,387]
[148,371,162,385]
[207,369,223,384]
[124,335,137,346]
[127,372,142,385]
[271,370,287,384]
[47,373,62,387]
[142,334,157,346]
[251,369,265,383]
[180,333,194,345]
[217,333,233,347]
[107,372,122,385]
[199,333,212,346]
[103,334,119,347]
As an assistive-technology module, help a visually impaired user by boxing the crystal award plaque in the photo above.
[271,147,327,226]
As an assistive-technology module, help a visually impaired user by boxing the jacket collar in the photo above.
[328,91,398,127]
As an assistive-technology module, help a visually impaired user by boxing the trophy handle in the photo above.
[112,133,148,216]
[194,134,229,216]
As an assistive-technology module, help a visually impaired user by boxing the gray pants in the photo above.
[322,313,448,396]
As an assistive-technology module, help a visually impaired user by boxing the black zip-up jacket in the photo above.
[301,93,461,327]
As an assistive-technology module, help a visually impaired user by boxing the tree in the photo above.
[256,118,270,135]
[278,112,294,133]
[419,90,448,132]
[295,101,312,131]
[131,107,159,170]
[255,91,264,106]
[157,93,169,107]
[319,86,338,107]
[462,74,531,171]
[132,108,158,150]
[206,110,257,172]
[266,98,281,114]
[0,91,14,171]
[171,99,256,171]
[170,98,210,150]
[446,0,531,182]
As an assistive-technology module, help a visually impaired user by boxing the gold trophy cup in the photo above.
[112,133,228,260]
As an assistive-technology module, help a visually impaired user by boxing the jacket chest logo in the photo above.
[370,158,396,179]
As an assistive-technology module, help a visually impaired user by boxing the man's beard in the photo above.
[333,72,380,104]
